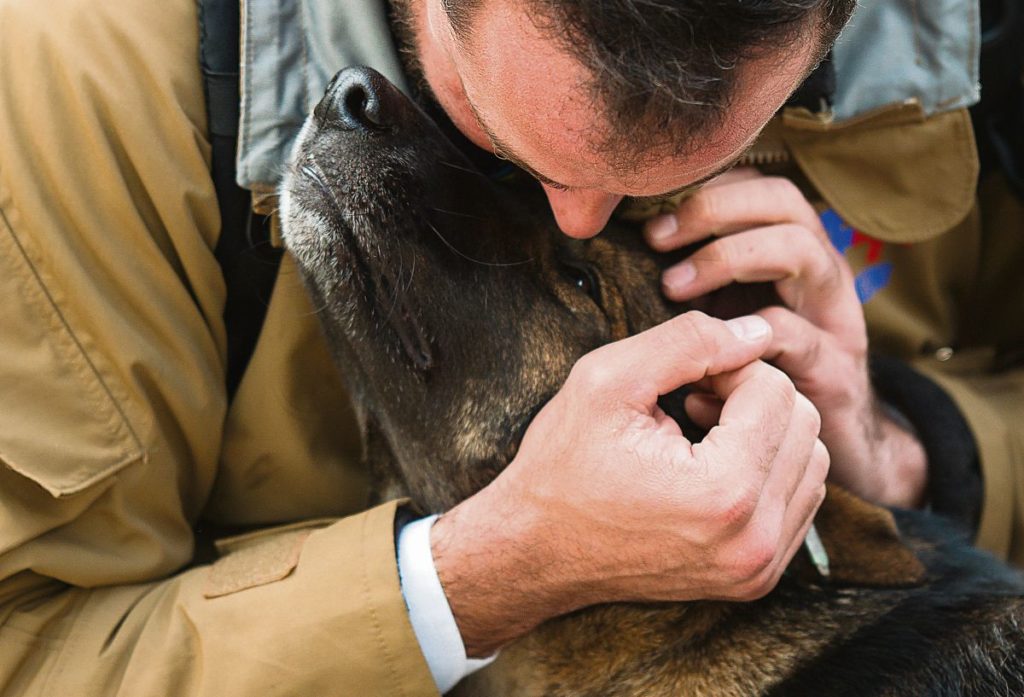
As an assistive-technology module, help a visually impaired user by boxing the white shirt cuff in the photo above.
[397,515,497,694]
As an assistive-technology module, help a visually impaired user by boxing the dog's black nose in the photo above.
[317,67,392,131]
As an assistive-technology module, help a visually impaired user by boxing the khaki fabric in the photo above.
[0,0,1021,694]
[0,0,435,694]
[781,102,980,244]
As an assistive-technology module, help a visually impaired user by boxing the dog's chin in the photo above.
[282,129,440,373]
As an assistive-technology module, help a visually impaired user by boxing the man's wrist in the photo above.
[397,515,497,693]
[430,480,568,657]
[869,353,982,530]
[874,406,929,509]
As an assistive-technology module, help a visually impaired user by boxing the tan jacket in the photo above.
[0,2,1020,697]
[0,0,434,694]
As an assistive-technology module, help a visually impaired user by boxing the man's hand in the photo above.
[644,169,927,509]
[431,311,828,656]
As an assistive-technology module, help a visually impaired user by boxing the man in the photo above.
[0,1,1018,696]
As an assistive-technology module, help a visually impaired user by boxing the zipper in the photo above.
[737,147,791,167]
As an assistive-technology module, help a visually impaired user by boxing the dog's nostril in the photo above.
[339,80,384,130]
[344,85,370,123]
[319,67,394,132]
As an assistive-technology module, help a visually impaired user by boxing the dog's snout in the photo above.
[316,67,392,131]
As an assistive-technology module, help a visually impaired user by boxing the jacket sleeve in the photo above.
[0,499,438,697]
[0,0,437,693]
[870,354,983,531]
[909,352,1024,566]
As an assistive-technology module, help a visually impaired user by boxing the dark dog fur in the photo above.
[280,68,1024,696]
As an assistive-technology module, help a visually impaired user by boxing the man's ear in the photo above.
[792,485,927,588]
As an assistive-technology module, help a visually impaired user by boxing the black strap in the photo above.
[199,0,282,398]
[972,0,1024,198]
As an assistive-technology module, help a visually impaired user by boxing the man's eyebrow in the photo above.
[627,149,750,205]
[490,129,571,189]
[466,99,573,189]
[466,97,750,198]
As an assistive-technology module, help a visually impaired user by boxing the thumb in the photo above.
[590,311,771,401]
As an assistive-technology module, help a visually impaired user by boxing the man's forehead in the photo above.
[435,0,819,197]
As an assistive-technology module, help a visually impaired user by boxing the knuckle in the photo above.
[801,334,825,376]
[672,310,712,338]
[812,442,831,481]
[766,176,801,202]
[741,565,784,600]
[714,484,761,532]
[731,531,777,588]
[847,331,870,358]
[814,483,828,511]
[736,574,776,601]
[702,237,738,276]
[768,177,817,222]
[669,311,721,367]
[761,365,797,407]
[688,190,723,229]
[569,353,617,394]
[794,392,822,435]
[810,250,842,288]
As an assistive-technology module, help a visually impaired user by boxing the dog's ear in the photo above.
[792,486,927,587]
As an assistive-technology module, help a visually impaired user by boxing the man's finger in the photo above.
[661,225,858,336]
[579,311,772,400]
[645,175,822,251]
[757,305,866,389]
[772,441,829,570]
[759,392,824,514]
[683,392,723,431]
[693,360,797,475]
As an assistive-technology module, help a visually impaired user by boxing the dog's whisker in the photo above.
[431,207,489,222]
[427,222,533,268]
[438,160,487,178]
[403,253,418,295]
[381,250,406,323]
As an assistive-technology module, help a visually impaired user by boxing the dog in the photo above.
[279,67,1024,696]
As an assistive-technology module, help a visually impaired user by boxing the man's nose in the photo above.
[542,185,623,239]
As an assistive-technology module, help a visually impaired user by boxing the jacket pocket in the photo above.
[0,199,145,497]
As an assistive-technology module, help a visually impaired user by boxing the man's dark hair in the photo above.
[444,0,856,161]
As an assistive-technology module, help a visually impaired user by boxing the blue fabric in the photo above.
[237,0,407,191]
[821,208,895,304]
[832,0,980,121]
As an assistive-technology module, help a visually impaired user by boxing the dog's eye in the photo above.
[561,262,601,304]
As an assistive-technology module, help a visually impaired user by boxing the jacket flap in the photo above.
[782,102,979,244]
[0,192,145,497]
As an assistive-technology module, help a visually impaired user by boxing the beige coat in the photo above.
[0,0,1020,695]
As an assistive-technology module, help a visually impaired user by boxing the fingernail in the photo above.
[663,261,697,293]
[726,315,770,341]
[646,214,678,243]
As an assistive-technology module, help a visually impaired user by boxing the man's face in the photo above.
[412,0,821,238]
